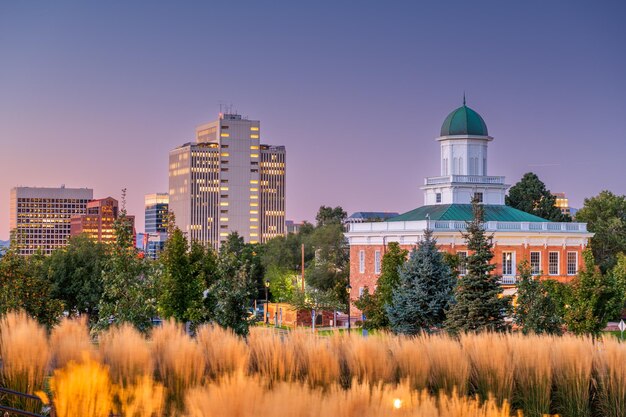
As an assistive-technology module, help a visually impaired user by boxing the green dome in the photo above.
[440,104,489,136]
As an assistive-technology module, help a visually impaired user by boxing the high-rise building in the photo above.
[144,193,169,259]
[70,197,136,246]
[9,186,93,255]
[553,192,571,216]
[169,113,285,248]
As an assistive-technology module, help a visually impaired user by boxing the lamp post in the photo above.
[264,279,270,325]
[346,283,352,332]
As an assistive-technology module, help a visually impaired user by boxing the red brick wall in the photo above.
[349,243,586,313]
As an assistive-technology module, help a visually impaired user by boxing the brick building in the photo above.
[70,197,136,246]
[345,100,592,314]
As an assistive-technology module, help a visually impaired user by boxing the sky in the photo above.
[1,0,625,239]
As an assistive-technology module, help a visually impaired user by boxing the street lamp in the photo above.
[346,283,352,332]
[265,279,270,324]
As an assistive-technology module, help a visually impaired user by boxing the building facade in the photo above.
[169,113,286,248]
[9,186,93,255]
[144,193,169,259]
[345,101,592,307]
[70,197,136,246]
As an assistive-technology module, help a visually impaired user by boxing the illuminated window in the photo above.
[250,225,258,229]
[250,153,259,158]
[250,126,259,131]
[567,252,578,275]
[220,202,229,207]
[530,252,541,275]
[220,232,229,237]
[220,217,229,222]
[250,218,258,222]
[549,252,559,275]
[249,210,258,214]
[250,145,260,150]
[250,240,258,244]
[221,152,230,157]
[250,134,259,139]
[250,187,258,192]
[220,133,229,138]
[220,186,229,191]
[250,180,259,184]
[250,233,258,237]
[250,195,258,200]
[250,202,259,207]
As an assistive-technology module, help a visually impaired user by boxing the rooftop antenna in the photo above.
[463,92,466,106]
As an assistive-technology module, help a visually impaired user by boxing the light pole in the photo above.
[265,279,270,325]
[346,283,352,332]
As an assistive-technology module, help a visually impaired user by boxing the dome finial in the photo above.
[463,92,466,106]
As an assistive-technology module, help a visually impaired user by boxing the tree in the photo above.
[445,200,511,333]
[207,233,257,336]
[96,192,157,332]
[157,228,205,323]
[0,247,64,328]
[354,242,408,330]
[575,191,626,272]
[315,205,347,227]
[506,172,571,222]
[514,260,563,335]
[564,250,625,337]
[265,265,295,303]
[386,229,455,335]
[47,234,108,325]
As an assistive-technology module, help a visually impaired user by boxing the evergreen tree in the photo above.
[96,191,157,332]
[514,260,563,335]
[445,200,511,333]
[386,229,455,335]
[564,249,625,336]
[506,172,571,222]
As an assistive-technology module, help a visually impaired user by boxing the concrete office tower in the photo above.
[169,113,285,248]
[9,186,93,255]
[144,193,169,259]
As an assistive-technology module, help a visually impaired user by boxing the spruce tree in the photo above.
[514,260,562,335]
[445,200,511,333]
[386,229,455,335]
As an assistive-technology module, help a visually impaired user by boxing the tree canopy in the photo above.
[506,172,571,222]
[575,190,626,272]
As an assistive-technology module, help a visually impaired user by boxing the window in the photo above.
[436,193,442,203]
[474,192,483,203]
[359,250,365,273]
[375,250,381,275]
[549,252,559,275]
[502,252,514,275]
[457,251,468,275]
[359,287,365,297]
[567,252,578,275]
[530,251,541,275]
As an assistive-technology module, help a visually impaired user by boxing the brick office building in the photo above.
[345,101,592,312]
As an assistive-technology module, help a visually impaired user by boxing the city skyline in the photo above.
[1,1,626,240]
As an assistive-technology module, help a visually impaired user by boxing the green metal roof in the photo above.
[388,204,548,223]
[440,104,489,136]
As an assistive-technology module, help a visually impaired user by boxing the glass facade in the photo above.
[144,193,169,259]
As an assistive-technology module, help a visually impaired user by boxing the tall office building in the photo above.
[70,197,136,246]
[9,186,93,255]
[169,113,285,248]
[144,193,169,259]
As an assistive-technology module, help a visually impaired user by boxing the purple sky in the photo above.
[1,1,625,239]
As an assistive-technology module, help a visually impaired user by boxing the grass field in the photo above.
[1,312,625,417]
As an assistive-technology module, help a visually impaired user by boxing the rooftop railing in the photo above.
[348,220,588,233]
[425,175,506,185]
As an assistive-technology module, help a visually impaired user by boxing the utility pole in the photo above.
[301,243,305,291]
